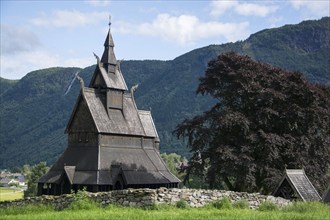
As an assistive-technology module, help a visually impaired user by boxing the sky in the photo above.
[1,0,329,80]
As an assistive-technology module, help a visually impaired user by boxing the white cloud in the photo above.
[1,25,41,55]
[290,0,330,18]
[30,10,108,28]
[210,1,238,17]
[235,3,278,17]
[85,0,111,7]
[0,50,93,79]
[210,0,278,17]
[116,13,250,46]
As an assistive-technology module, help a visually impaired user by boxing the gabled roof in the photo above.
[89,27,127,91]
[272,169,321,201]
[89,61,128,91]
[138,110,159,138]
[65,91,98,134]
[66,88,158,138]
[0,176,12,184]
[323,186,330,203]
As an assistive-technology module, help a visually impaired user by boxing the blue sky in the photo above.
[1,0,329,79]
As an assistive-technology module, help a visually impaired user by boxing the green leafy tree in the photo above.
[24,162,48,197]
[21,164,31,176]
[161,152,211,188]
[175,52,330,193]
[161,153,182,176]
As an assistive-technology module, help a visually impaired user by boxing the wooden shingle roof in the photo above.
[272,169,321,201]
[66,88,158,137]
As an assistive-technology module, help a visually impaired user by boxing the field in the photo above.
[1,198,329,220]
[0,187,24,201]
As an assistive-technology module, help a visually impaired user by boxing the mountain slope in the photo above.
[0,77,19,96]
[0,17,329,169]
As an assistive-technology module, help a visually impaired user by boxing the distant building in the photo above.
[272,169,321,201]
[38,23,180,195]
[0,173,25,187]
[16,175,26,187]
[0,176,13,187]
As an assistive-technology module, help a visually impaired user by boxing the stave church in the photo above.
[38,22,180,195]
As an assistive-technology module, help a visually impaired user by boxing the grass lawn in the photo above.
[1,199,329,220]
[0,187,24,201]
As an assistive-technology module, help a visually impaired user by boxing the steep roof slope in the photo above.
[273,169,321,201]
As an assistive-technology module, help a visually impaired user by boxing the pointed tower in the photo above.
[90,26,127,115]
[101,28,117,74]
[38,20,180,195]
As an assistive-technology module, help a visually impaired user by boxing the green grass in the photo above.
[211,197,233,209]
[0,188,24,201]
[258,201,279,211]
[1,200,329,220]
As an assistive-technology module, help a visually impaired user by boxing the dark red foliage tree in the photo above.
[175,52,330,194]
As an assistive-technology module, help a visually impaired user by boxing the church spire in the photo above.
[101,15,117,73]
[89,17,128,91]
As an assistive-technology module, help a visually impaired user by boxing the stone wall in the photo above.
[0,188,290,210]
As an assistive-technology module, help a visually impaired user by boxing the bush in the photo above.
[67,198,100,211]
[176,199,188,209]
[258,201,279,211]
[233,199,249,209]
[212,197,233,209]
[66,188,100,211]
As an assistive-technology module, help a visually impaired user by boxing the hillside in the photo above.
[0,77,19,96]
[0,17,329,169]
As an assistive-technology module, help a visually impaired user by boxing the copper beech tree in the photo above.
[175,52,330,194]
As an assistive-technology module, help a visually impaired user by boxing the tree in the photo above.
[21,164,31,176]
[24,162,48,197]
[161,153,188,182]
[175,52,330,194]
[161,153,182,176]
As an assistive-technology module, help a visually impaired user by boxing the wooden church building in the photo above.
[38,25,180,195]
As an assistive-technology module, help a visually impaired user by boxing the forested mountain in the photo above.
[0,17,329,169]
[0,77,18,96]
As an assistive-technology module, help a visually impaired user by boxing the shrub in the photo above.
[176,199,188,209]
[258,201,279,211]
[67,198,100,211]
[212,197,233,209]
[233,199,249,209]
[67,188,100,211]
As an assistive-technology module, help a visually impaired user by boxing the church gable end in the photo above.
[90,69,107,89]
[67,96,97,134]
